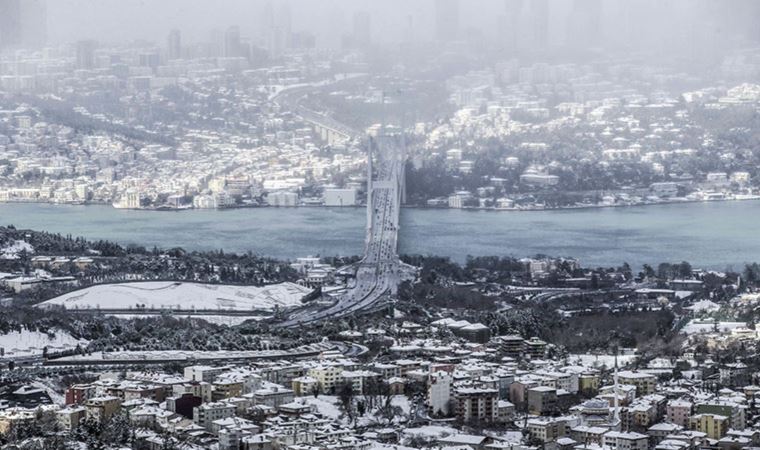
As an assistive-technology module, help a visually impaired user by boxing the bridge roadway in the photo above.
[277,135,408,328]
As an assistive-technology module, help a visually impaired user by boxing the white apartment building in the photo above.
[428,371,453,416]
[603,431,649,450]
[193,402,236,431]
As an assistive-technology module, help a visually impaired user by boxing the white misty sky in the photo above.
[43,0,753,52]
[46,0,573,46]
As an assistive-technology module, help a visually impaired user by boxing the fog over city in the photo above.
[3,2,760,449]
[15,1,760,58]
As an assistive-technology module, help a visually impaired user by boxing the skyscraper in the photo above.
[0,0,22,48]
[267,25,285,58]
[20,0,46,48]
[223,26,242,58]
[167,29,182,60]
[531,0,549,50]
[434,0,459,42]
[502,0,524,51]
[265,2,292,59]
[76,40,97,70]
[566,0,601,50]
[0,0,46,49]
[353,11,372,47]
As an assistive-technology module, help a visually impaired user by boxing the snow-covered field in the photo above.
[0,329,88,358]
[39,281,312,312]
[681,320,747,335]
[113,314,254,326]
[402,425,459,440]
[302,394,412,427]
[303,396,342,420]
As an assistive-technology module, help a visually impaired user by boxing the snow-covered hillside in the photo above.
[39,281,312,311]
[0,239,34,260]
[0,329,88,358]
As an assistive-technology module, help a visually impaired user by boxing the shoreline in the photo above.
[1,194,759,213]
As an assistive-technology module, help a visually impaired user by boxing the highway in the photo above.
[277,134,411,328]
[271,77,363,141]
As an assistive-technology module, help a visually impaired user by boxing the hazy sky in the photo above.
[44,0,758,53]
[46,0,574,46]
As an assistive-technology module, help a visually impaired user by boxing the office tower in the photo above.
[502,0,523,51]
[167,29,181,60]
[686,0,722,65]
[0,0,46,49]
[0,0,21,48]
[566,0,601,50]
[223,26,241,57]
[261,1,275,35]
[277,2,292,43]
[403,14,415,44]
[76,40,97,70]
[290,31,315,49]
[267,26,285,58]
[531,0,549,50]
[20,0,46,47]
[353,11,372,47]
[435,0,459,42]
[265,2,291,58]
[139,52,161,70]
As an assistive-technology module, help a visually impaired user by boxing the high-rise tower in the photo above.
[434,0,459,42]
[167,29,182,60]
[0,0,46,49]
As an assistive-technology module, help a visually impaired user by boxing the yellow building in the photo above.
[0,408,36,435]
[618,371,657,396]
[85,396,122,423]
[689,413,728,439]
[307,364,345,394]
[292,376,319,396]
[212,380,243,400]
[579,372,600,395]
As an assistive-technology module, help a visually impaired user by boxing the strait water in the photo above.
[1,201,758,269]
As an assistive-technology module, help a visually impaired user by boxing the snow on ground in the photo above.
[567,353,637,368]
[681,320,747,335]
[113,314,256,326]
[368,443,418,450]
[733,293,760,305]
[401,425,459,440]
[303,395,343,420]
[492,431,524,443]
[31,380,65,405]
[51,344,330,362]
[686,300,720,312]
[0,240,33,260]
[40,281,312,312]
[302,395,411,425]
[300,394,414,429]
[391,395,411,415]
[0,329,88,358]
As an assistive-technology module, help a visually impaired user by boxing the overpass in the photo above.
[297,106,357,144]
[271,81,361,144]
[276,130,414,328]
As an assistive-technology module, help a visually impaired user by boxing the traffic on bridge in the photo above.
[277,131,413,328]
